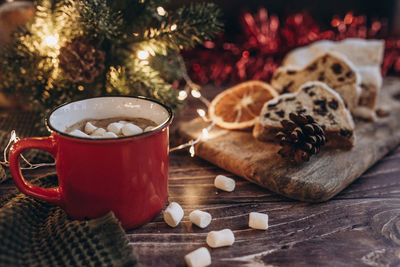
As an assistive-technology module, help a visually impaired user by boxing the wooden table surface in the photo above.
[1,85,400,266]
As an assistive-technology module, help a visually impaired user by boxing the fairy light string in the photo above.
[0,130,55,170]
[0,96,209,172]
[168,55,215,157]
[0,91,211,171]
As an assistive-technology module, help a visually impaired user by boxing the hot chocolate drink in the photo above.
[66,116,158,138]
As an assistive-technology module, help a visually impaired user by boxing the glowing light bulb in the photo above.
[202,128,209,139]
[189,145,195,157]
[138,50,149,60]
[191,89,201,98]
[45,34,59,47]
[197,109,206,117]
[170,24,177,31]
[157,6,166,16]
[178,90,188,100]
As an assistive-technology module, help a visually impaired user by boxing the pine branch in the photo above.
[107,66,131,95]
[64,0,124,41]
[108,57,183,111]
[0,39,52,100]
[149,53,185,82]
[0,0,221,121]
[0,38,91,112]
[134,2,223,54]
[110,0,165,33]
[0,0,73,105]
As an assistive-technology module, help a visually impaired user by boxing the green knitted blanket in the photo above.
[0,111,141,266]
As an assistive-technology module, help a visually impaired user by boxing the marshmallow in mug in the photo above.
[84,122,97,134]
[103,132,118,138]
[107,122,124,135]
[69,121,150,138]
[69,129,90,138]
[121,123,143,136]
[144,126,154,132]
[90,127,106,137]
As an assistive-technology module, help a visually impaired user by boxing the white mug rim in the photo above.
[45,96,173,141]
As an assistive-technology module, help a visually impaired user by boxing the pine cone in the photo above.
[275,112,326,164]
[58,36,105,83]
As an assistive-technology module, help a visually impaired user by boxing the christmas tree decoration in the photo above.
[0,0,222,124]
[276,113,326,164]
[58,36,105,83]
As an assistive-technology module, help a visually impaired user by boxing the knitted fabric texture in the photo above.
[0,111,141,266]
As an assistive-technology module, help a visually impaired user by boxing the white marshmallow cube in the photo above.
[121,123,143,136]
[184,247,211,267]
[103,131,118,138]
[84,122,97,134]
[189,210,212,229]
[206,229,235,248]
[163,202,184,227]
[214,175,235,192]
[144,126,154,132]
[249,212,269,230]
[69,129,90,138]
[107,122,124,135]
[118,120,128,124]
[91,128,106,136]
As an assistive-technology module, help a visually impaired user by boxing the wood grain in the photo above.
[0,81,399,266]
[126,146,400,267]
[178,78,400,202]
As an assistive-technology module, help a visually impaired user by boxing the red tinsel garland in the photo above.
[183,9,400,85]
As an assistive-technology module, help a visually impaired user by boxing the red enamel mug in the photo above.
[9,96,173,229]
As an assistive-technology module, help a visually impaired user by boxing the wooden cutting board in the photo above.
[177,77,400,202]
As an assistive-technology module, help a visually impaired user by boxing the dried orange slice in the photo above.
[209,80,279,130]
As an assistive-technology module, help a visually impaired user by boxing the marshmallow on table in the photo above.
[69,129,90,138]
[107,122,124,135]
[103,131,118,138]
[184,247,211,267]
[163,202,184,227]
[189,210,212,229]
[91,127,106,137]
[214,175,235,192]
[84,122,97,134]
[249,212,269,230]
[206,229,235,248]
[121,123,143,136]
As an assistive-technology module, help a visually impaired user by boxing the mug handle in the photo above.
[9,135,63,206]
